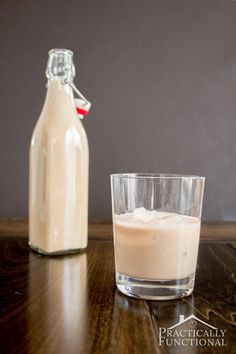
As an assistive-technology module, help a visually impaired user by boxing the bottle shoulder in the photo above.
[31,80,88,148]
[30,114,88,149]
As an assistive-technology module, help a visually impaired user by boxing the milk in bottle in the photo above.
[29,49,89,255]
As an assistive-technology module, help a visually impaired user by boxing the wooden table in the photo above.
[0,221,236,353]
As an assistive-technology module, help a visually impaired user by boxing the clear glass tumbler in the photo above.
[110,174,205,300]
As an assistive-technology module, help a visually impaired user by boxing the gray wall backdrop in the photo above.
[0,0,236,221]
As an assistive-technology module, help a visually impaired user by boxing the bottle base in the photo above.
[116,271,195,300]
[29,243,87,256]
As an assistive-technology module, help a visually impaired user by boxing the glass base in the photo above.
[116,271,195,300]
[29,243,86,256]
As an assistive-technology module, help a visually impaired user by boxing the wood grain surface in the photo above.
[0,235,235,354]
[1,219,236,241]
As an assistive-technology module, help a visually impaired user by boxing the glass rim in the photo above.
[48,48,73,56]
[110,173,205,180]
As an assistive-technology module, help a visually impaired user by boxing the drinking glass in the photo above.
[110,174,205,300]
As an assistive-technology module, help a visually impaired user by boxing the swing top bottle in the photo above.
[29,49,89,254]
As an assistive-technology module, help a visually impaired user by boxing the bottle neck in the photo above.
[46,49,75,83]
[44,49,90,119]
[46,79,74,104]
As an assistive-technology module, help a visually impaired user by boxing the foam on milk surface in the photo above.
[133,207,173,222]
[116,207,198,226]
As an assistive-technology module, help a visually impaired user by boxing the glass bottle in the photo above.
[29,49,89,255]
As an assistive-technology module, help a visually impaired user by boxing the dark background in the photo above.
[0,0,236,221]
